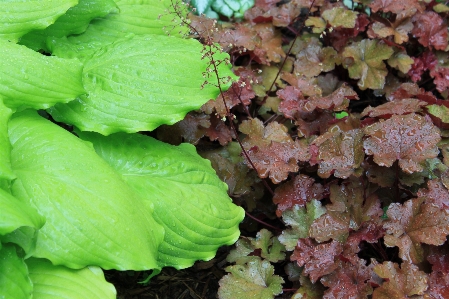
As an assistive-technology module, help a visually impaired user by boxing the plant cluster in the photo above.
[0,0,245,298]
[161,0,449,298]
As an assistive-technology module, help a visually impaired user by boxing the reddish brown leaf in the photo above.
[369,0,423,14]
[325,14,370,52]
[365,163,396,188]
[281,72,323,97]
[157,113,210,145]
[426,248,449,299]
[202,77,254,117]
[277,85,305,120]
[412,11,448,50]
[430,67,449,93]
[383,198,449,264]
[244,0,302,27]
[205,114,234,146]
[407,51,438,83]
[294,44,338,78]
[373,261,429,298]
[361,98,427,118]
[306,84,359,112]
[342,223,385,264]
[310,180,383,242]
[251,23,285,64]
[291,238,343,283]
[240,119,310,183]
[310,126,364,179]
[295,111,334,137]
[363,113,441,173]
[217,24,260,52]
[321,259,375,299]
[417,178,449,210]
[273,174,324,217]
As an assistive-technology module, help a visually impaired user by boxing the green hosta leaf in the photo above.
[0,0,77,42]
[427,104,449,124]
[322,7,358,28]
[0,244,32,299]
[342,39,394,90]
[0,40,85,110]
[49,35,237,135]
[49,0,188,60]
[20,0,118,51]
[27,258,116,299]
[278,199,326,251]
[0,187,45,237]
[8,110,164,271]
[79,131,245,269]
[218,258,284,299]
[0,99,14,180]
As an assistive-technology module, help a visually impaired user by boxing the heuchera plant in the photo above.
[159,0,449,298]
[0,0,245,297]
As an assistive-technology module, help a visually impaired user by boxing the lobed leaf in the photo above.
[363,113,440,173]
[342,39,394,90]
[218,258,284,299]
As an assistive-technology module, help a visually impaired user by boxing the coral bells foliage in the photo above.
[177,0,449,298]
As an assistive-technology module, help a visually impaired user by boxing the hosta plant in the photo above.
[0,0,244,298]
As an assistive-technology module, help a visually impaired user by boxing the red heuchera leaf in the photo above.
[217,24,259,52]
[240,118,310,183]
[277,85,305,119]
[430,67,449,93]
[205,114,234,146]
[417,178,449,210]
[281,72,323,97]
[273,174,324,217]
[388,82,441,108]
[361,98,427,118]
[310,126,364,179]
[412,11,449,50]
[342,222,385,264]
[202,77,254,117]
[252,23,286,64]
[294,44,338,78]
[306,84,359,112]
[383,198,449,264]
[426,249,449,298]
[363,113,441,173]
[310,180,383,242]
[320,258,375,299]
[291,238,343,283]
[295,111,334,137]
[369,0,423,14]
[373,261,429,298]
[157,113,210,145]
[325,14,370,52]
[244,0,302,27]
[407,51,438,82]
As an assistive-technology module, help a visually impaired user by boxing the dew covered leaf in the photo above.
[305,84,358,113]
[49,35,236,135]
[342,39,394,90]
[363,113,441,173]
[0,40,85,110]
[426,249,449,298]
[412,11,448,50]
[278,199,326,251]
[320,259,374,299]
[361,99,427,118]
[416,178,449,209]
[322,7,358,29]
[310,125,364,179]
[0,0,77,42]
[273,174,324,217]
[218,258,284,299]
[240,119,310,184]
[291,238,343,283]
[373,261,429,298]
[383,198,449,264]
[293,44,338,78]
[310,180,383,243]
[387,52,414,74]
[0,244,32,299]
[369,0,423,14]
[251,229,286,263]
[430,67,449,93]
[244,0,302,27]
